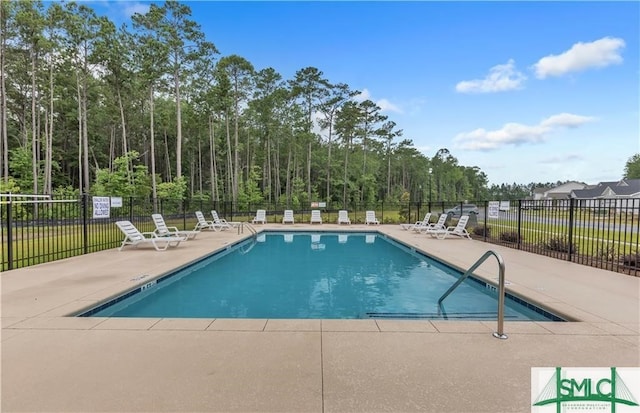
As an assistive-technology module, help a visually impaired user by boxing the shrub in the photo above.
[621,253,640,268]
[543,236,579,254]
[596,242,616,262]
[472,225,490,237]
[398,191,410,222]
[500,231,520,243]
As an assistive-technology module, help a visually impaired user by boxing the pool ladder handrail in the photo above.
[238,222,258,238]
[437,250,508,340]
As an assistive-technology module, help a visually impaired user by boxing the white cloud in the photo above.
[533,37,625,79]
[91,1,150,20]
[354,89,371,102]
[123,2,150,17]
[415,145,433,156]
[453,113,596,150]
[377,99,402,114]
[353,88,403,114]
[455,59,526,93]
[539,154,584,164]
[540,113,596,128]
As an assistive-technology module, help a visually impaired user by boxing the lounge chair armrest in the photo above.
[141,231,159,238]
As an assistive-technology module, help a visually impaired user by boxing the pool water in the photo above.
[84,232,561,321]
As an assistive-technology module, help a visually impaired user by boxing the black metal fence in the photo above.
[471,198,640,277]
[1,195,638,276]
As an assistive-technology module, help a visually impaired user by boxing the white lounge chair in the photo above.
[252,209,267,224]
[152,214,199,240]
[417,213,447,234]
[116,220,185,251]
[282,210,295,224]
[310,210,322,224]
[211,210,235,230]
[337,210,351,225]
[195,211,224,231]
[412,212,434,232]
[365,210,379,225]
[431,215,472,240]
[400,212,431,231]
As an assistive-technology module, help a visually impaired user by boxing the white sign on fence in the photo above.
[499,201,510,211]
[110,197,123,207]
[488,201,500,218]
[92,196,111,219]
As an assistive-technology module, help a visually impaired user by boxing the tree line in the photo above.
[2,1,630,208]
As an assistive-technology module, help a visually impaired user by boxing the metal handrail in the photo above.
[238,222,258,237]
[437,250,507,339]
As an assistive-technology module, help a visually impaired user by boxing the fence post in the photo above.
[517,199,522,250]
[82,194,88,255]
[183,198,187,229]
[6,200,13,270]
[568,198,575,262]
[128,197,133,221]
[483,201,488,242]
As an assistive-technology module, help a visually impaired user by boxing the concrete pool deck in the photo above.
[1,224,638,412]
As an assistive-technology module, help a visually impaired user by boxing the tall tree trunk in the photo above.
[174,66,182,179]
[44,58,54,194]
[149,87,157,212]
[286,144,292,204]
[108,127,114,170]
[197,139,202,195]
[164,129,171,180]
[82,45,89,194]
[116,87,133,188]
[307,141,311,200]
[387,153,391,199]
[326,119,333,202]
[189,155,194,196]
[245,130,250,183]
[343,136,350,206]
[43,108,49,193]
[209,114,218,202]
[117,88,128,156]
[0,2,7,182]
[31,47,38,197]
[265,133,271,203]
[76,73,83,194]
[225,111,233,202]
[233,89,239,203]
[274,141,280,204]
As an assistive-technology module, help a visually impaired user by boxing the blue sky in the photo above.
[93,1,639,186]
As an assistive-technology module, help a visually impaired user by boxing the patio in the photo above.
[1,224,638,412]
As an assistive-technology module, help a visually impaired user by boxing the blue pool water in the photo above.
[83,232,562,321]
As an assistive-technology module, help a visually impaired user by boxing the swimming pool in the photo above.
[81,232,563,321]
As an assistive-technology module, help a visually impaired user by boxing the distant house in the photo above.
[525,181,588,208]
[531,187,547,200]
[571,179,640,213]
[571,179,640,199]
[543,181,589,199]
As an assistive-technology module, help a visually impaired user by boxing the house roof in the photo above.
[571,179,640,198]
[545,181,588,194]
